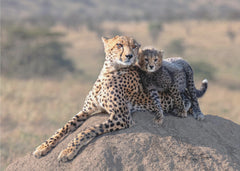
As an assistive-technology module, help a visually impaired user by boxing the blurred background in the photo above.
[1,0,240,170]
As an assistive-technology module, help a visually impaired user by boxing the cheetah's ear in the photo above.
[101,37,109,48]
[136,43,141,48]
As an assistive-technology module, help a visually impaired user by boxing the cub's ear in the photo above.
[101,37,109,47]
[158,50,164,58]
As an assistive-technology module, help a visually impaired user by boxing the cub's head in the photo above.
[102,35,140,66]
[138,48,164,72]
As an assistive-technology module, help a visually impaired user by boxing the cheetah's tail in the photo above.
[196,79,208,98]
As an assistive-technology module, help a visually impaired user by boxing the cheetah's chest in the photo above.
[98,70,141,101]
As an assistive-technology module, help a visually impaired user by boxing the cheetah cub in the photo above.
[137,48,208,120]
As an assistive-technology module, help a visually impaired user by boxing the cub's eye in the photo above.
[154,58,158,62]
[116,43,123,48]
[144,58,149,62]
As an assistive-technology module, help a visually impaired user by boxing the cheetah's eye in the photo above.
[145,58,149,62]
[116,43,123,48]
[132,44,137,49]
[154,58,158,62]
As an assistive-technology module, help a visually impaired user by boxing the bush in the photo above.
[86,20,103,37]
[1,24,75,79]
[226,28,237,42]
[148,22,163,43]
[190,61,216,80]
[165,38,186,56]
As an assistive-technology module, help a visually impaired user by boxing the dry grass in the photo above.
[1,20,240,170]
[196,80,240,122]
[0,76,92,170]
[57,20,240,81]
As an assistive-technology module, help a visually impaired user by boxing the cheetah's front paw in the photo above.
[154,115,164,125]
[58,148,77,162]
[33,143,51,158]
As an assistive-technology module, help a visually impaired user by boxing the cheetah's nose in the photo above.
[149,65,154,69]
[125,54,133,59]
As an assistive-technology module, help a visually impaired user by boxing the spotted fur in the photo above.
[33,36,175,162]
[137,49,188,117]
[137,48,208,120]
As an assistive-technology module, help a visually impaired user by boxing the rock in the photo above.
[6,112,240,171]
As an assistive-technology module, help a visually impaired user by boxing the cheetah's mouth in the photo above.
[116,59,134,66]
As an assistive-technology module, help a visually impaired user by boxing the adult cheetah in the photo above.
[33,36,167,162]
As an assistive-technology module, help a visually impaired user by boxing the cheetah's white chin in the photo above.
[116,60,134,66]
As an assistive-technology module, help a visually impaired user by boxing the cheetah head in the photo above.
[102,35,141,67]
[137,48,164,72]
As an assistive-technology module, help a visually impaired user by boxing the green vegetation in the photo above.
[148,22,164,43]
[226,28,237,42]
[165,38,186,56]
[1,24,75,79]
[190,61,216,80]
[86,20,104,37]
[2,0,240,24]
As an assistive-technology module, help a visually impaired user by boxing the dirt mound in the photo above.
[6,112,240,171]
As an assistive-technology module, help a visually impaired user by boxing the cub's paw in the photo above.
[197,113,205,121]
[178,111,188,118]
[58,148,77,162]
[172,109,178,116]
[172,109,187,118]
[33,143,51,158]
[193,112,205,121]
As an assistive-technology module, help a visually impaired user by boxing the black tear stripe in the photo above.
[120,47,124,61]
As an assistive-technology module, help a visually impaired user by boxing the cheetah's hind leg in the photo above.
[57,113,131,162]
[169,86,188,118]
[172,93,191,117]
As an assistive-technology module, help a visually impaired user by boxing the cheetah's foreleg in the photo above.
[33,111,90,158]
